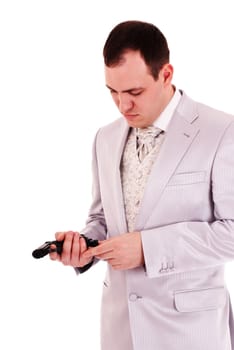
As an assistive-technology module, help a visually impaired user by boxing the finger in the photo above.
[55,231,65,241]
[79,237,94,267]
[70,233,81,266]
[60,231,75,265]
[110,262,123,270]
[79,237,88,266]
[80,237,87,254]
[83,244,113,259]
[49,244,60,261]
[95,252,114,260]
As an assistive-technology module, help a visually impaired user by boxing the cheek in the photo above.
[144,92,160,111]
[137,96,150,112]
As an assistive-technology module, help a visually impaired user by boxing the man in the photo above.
[50,21,234,350]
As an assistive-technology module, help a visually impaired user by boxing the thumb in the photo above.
[55,231,65,241]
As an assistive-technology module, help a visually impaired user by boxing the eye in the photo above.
[129,90,143,96]
[110,89,117,95]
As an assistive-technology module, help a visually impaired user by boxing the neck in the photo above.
[162,84,175,109]
[151,85,175,123]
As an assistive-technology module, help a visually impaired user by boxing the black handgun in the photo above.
[32,235,99,259]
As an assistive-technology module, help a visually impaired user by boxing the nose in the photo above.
[118,94,133,114]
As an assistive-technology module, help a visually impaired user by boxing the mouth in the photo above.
[123,113,139,121]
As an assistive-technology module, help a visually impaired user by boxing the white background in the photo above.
[1,1,234,349]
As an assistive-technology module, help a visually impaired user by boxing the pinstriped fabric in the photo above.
[128,283,231,350]
[113,128,165,349]
[83,92,234,350]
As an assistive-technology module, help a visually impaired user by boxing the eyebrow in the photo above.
[106,84,144,94]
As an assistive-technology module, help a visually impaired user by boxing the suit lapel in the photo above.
[110,120,130,233]
[135,95,200,229]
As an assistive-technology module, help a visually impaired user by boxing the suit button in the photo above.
[129,293,138,302]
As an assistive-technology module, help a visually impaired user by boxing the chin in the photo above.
[124,118,143,128]
[127,121,150,129]
[123,114,152,128]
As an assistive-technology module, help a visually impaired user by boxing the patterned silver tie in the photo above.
[136,126,162,162]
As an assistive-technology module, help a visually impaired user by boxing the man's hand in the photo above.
[49,231,92,267]
[82,232,144,270]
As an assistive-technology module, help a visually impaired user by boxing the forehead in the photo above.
[105,51,153,90]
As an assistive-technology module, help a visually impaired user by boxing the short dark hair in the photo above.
[103,20,170,80]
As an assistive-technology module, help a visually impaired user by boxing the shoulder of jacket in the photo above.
[179,90,234,127]
[97,117,126,137]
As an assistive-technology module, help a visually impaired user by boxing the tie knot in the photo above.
[135,126,162,162]
[136,126,162,145]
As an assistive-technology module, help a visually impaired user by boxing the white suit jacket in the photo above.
[80,92,234,350]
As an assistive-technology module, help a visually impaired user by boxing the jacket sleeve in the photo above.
[75,130,107,274]
[141,120,234,278]
[80,130,107,241]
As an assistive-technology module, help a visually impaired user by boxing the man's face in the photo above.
[105,50,173,128]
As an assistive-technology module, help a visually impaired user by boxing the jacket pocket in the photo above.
[168,171,206,186]
[174,286,226,313]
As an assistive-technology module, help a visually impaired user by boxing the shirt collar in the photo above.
[153,88,181,131]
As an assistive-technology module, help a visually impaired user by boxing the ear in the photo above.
[162,64,173,85]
